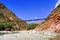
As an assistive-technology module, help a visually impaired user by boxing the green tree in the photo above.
[26,23,38,30]
[0,20,18,31]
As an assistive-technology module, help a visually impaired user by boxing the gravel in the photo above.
[0,30,58,40]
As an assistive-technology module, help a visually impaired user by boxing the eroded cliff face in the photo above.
[35,4,60,33]
[0,3,27,30]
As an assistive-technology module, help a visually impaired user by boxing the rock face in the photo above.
[35,4,60,33]
[0,3,27,30]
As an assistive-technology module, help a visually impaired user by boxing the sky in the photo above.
[0,0,59,22]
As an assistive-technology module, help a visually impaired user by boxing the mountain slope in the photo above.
[35,4,60,33]
[0,3,27,30]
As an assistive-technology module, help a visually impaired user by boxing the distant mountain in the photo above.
[35,4,60,33]
[0,3,27,30]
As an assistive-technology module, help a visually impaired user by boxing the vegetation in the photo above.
[0,20,18,31]
[0,3,27,31]
[26,23,38,30]
[57,4,60,7]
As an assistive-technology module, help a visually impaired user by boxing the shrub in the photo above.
[26,23,38,30]
[0,20,18,31]
[0,23,6,30]
[57,4,60,7]
[12,25,19,30]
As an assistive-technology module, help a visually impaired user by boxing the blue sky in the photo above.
[0,0,57,22]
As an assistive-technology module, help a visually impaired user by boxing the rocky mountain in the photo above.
[0,3,27,30]
[35,4,60,33]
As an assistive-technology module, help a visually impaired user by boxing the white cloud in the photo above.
[55,0,60,8]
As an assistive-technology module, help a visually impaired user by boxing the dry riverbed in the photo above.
[0,30,59,40]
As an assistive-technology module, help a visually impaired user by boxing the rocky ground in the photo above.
[0,30,58,40]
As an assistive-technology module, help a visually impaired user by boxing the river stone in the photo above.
[0,30,58,40]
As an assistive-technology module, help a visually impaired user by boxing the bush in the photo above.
[26,23,38,30]
[12,25,19,30]
[0,20,18,31]
[57,4,60,7]
[0,23,6,30]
